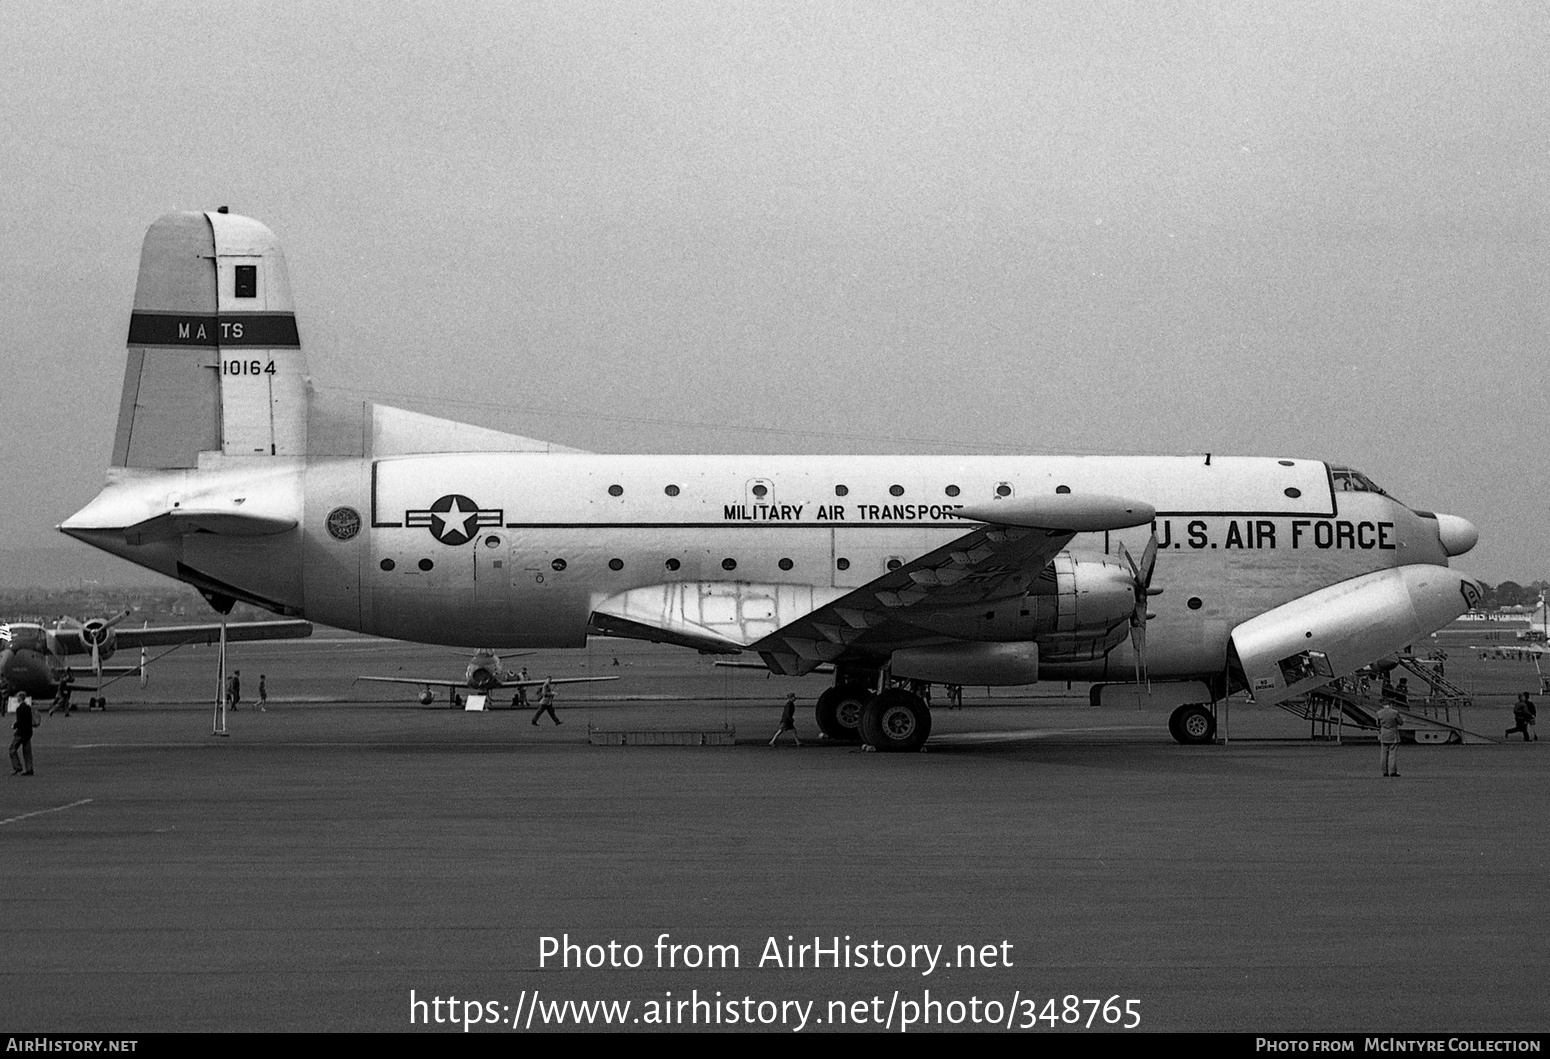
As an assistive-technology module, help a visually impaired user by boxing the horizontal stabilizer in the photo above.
[122,510,298,545]
[951,494,1155,532]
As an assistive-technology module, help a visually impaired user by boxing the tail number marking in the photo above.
[222,359,278,376]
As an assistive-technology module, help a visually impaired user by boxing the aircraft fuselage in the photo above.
[69,451,1450,684]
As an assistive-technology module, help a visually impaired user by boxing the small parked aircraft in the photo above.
[0,612,311,705]
[355,649,617,706]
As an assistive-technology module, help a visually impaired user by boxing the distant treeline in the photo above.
[1476,580,1549,609]
[1,585,273,626]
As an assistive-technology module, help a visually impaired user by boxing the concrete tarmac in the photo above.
[2,639,1546,1033]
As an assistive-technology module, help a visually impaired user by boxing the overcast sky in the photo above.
[2,1,1544,581]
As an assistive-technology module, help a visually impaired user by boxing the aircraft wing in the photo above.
[747,493,1154,675]
[354,675,465,690]
[353,675,620,689]
[62,665,143,679]
[493,676,620,689]
[53,620,313,655]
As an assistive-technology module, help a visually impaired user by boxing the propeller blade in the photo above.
[1120,530,1160,700]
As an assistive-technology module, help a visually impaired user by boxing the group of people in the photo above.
[223,671,269,712]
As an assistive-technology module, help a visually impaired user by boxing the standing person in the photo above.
[230,670,241,712]
[770,693,801,746]
[1506,692,1537,741]
[258,674,268,712]
[1377,699,1403,777]
[530,679,560,726]
[10,692,39,776]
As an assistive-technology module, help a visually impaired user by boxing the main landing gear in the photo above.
[814,680,932,752]
[1168,702,1217,745]
[814,685,869,743]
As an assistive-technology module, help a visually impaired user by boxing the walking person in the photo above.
[530,679,560,726]
[10,692,39,776]
[1377,698,1403,777]
[226,670,242,712]
[770,693,801,746]
[1506,692,1537,741]
[47,683,73,717]
[258,674,268,712]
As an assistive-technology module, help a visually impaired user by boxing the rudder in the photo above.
[112,210,309,468]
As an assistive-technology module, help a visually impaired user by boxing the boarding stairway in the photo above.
[1279,655,1496,744]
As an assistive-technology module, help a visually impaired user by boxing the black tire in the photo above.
[814,685,868,742]
[1170,703,1216,745]
[859,689,932,752]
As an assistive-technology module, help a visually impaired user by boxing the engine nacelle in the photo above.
[891,642,1039,686]
[895,551,1138,663]
[1230,566,1481,705]
[79,620,117,662]
[1024,552,1136,640]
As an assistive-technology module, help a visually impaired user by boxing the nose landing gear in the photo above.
[1168,702,1217,744]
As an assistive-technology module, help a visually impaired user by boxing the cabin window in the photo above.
[778,558,793,571]
[664,484,680,497]
[836,557,851,571]
[945,485,960,497]
[889,484,904,497]
[609,558,624,571]
[418,559,434,572]
[551,558,567,571]
[1055,485,1071,494]
[665,558,681,572]
[752,483,769,499]
[886,558,902,571]
[995,483,1013,498]
[379,558,395,571]
[1187,597,1203,610]
[1284,487,1301,499]
[835,485,849,497]
[608,484,623,497]
[722,558,737,571]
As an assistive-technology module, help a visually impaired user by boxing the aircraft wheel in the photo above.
[814,685,867,742]
[1170,703,1216,745]
[859,689,932,752]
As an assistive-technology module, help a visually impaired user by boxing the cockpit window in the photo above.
[1330,466,1390,497]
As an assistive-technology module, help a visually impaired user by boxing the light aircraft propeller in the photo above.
[56,609,133,677]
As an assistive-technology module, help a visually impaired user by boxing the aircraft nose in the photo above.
[1435,513,1479,557]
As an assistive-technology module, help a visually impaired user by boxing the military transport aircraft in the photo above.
[355,649,617,706]
[58,211,1481,750]
[0,611,311,705]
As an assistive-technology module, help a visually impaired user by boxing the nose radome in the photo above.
[1435,514,1479,557]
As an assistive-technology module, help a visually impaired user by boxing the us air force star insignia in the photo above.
[405,494,503,546]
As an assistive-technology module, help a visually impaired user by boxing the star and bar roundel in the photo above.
[405,495,504,546]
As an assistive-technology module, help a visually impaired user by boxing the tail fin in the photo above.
[111,210,309,468]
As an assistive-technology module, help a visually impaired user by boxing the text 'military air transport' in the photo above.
[61,212,1480,750]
